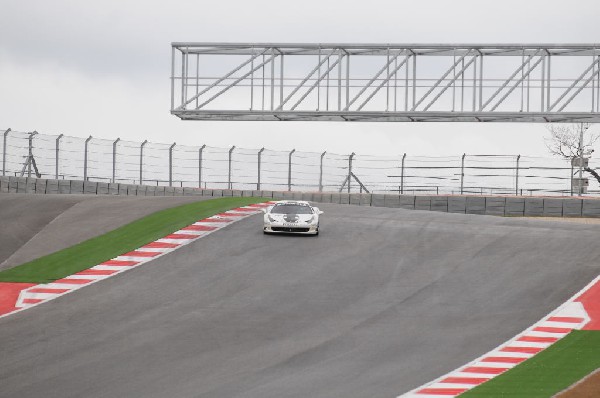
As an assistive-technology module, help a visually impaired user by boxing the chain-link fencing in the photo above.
[1,128,597,196]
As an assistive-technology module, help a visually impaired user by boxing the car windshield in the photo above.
[270,204,313,214]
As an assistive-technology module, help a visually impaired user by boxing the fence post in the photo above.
[348,152,355,193]
[319,151,326,192]
[139,140,147,185]
[570,157,574,196]
[169,142,176,187]
[199,144,206,188]
[400,153,406,194]
[112,138,120,183]
[515,154,521,195]
[55,134,63,179]
[228,145,235,189]
[27,131,38,178]
[460,153,466,194]
[84,135,92,181]
[2,128,10,176]
[288,149,295,191]
[257,147,265,190]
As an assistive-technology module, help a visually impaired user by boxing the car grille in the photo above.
[272,227,311,233]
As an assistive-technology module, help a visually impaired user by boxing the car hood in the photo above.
[268,213,314,222]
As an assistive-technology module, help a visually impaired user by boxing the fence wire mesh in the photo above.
[1,128,597,196]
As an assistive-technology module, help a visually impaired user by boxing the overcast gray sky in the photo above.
[1,0,599,156]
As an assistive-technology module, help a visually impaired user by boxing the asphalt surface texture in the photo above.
[1,200,600,398]
[0,194,210,270]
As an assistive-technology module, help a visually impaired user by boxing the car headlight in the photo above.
[268,215,276,222]
[305,216,315,224]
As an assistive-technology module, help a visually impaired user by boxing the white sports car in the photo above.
[263,200,323,235]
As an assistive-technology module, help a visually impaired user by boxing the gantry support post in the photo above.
[460,153,466,195]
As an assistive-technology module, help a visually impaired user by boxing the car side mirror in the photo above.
[261,208,267,213]
[318,210,324,215]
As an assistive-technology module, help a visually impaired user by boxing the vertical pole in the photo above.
[140,140,147,185]
[405,54,410,111]
[515,154,521,196]
[84,135,92,181]
[317,48,322,110]
[541,54,546,111]
[479,53,483,111]
[578,124,584,196]
[27,131,38,178]
[196,53,200,109]
[319,151,326,192]
[228,145,235,190]
[55,134,63,179]
[170,46,175,111]
[112,138,120,184]
[346,52,350,108]
[386,48,390,111]
[401,153,406,194]
[547,54,552,111]
[348,152,355,194]
[169,142,176,187]
[338,49,342,111]
[2,128,11,176]
[460,153,466,195]
[250,48,254,110]
[412,54,417,109]
[288,149,295,191]
[270,49,275,111]
[570,160,574,196]
[199,144,206,188]
[280,53,284,108]
[257,147,265,190]
[472,53,477,111]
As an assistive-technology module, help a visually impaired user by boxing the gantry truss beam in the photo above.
[171,43,600,123]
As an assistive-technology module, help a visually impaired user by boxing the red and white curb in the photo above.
[400,275,600,397]
[0,202,274,319]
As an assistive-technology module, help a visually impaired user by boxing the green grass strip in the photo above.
[0,197,268,284]
[462,330,600,398]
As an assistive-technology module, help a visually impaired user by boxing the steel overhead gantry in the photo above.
[171,43,600,123]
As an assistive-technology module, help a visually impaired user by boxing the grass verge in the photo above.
[0,197,267,284]
[461,330,600,398]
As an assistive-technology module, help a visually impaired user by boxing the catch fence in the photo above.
[1,128,597,196]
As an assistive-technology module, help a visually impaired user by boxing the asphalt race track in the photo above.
[0,194,210,270]
[1,201,600,398]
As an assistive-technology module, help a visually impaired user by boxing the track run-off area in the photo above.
[1,195,600,398]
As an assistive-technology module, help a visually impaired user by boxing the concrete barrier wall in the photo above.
[2,176,600,218]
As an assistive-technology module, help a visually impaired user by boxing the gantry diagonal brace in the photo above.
[290,53,343,111]
[423,53,478,111]
[549,56,600,112]
[196,52,278,110]
[344,51,403,111]
[176,48,271,110]
[489,51,546,111]
[276,49,338,111]
[357,52,411,111]
[480,49,543,111]
[411,50,473,111]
